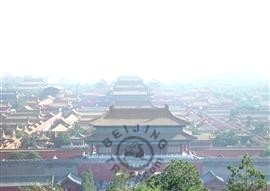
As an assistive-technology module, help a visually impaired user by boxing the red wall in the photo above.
[193,148,264,157]
[77,160,203,182]
[0,187,19,191]
[0,147,265,161]
[0,149,85,160]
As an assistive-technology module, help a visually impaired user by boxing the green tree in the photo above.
[20,184,62,191]
[264,146,270,156]
[107,170,130,191]
[54,132,71,148]
[8,151,41,160]
[146,160,208,191]
[72,123,86,136]
[188,185,210,191]
[21,134,37,148]
[213,130,240,147]
[134,183,161,191]
[16,130,26,139]
[81,171,96,191]
[253,122,267,136]
[26,151,41,159]
[224,154,267,191]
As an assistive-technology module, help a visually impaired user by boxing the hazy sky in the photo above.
[0,0,269,83]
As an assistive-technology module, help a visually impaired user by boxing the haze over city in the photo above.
[1,0,269,83]
[0,1,269,191]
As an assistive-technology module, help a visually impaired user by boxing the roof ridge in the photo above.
[164,107,190,126]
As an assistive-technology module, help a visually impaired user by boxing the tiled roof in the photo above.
[113,100,155,108]
[198,123,218,132]
[201,170,224,184]
[194,133,212,141]
[65,114,79,124]
[51,124,69,132]
[0,175,54,187]
[112,91,148,96]
[90,106,189,126]
[88,131,196,141]
[57,172,81,185]
[25,112,62,134]
[39,96,54,106]
[23,105,35,111]
[171,132,197,140]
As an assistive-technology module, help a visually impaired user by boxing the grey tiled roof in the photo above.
[0,175,53,187]
[201,170,224,184]
[91,106,189,126]
[57,172,81,185]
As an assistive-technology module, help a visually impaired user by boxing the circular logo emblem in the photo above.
[116,136,154,170]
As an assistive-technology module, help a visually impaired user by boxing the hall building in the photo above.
[110,76,153,108]
[87,105,196,155]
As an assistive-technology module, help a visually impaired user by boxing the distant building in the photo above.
[40,87,76,114]
[0,90,19,105]
[0,107,45,131]
[0,101,11,115]
[79,92,110,107]
[58,172,82,191]
[69,135,85,147]
[190,133,213,148]
[17,78,48,92]
[0,172,82,191]
[0,157,269,190]
[40,86,65,98]
[25,95,40,108]
[0,175,54,191]
[111,76,153,108]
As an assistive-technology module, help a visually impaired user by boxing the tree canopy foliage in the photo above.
[107,170,130,191]
[54,132,71,148]
[134,184,161,191]
[213,130,240,147]
[145,160,208,191]
[20,184,62,191]
[8,151,41,160]
[16,155,268,191]
[264,146,270,156]
[81,171,96,191]
[21,134,37,149]
[224,154,267,191]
